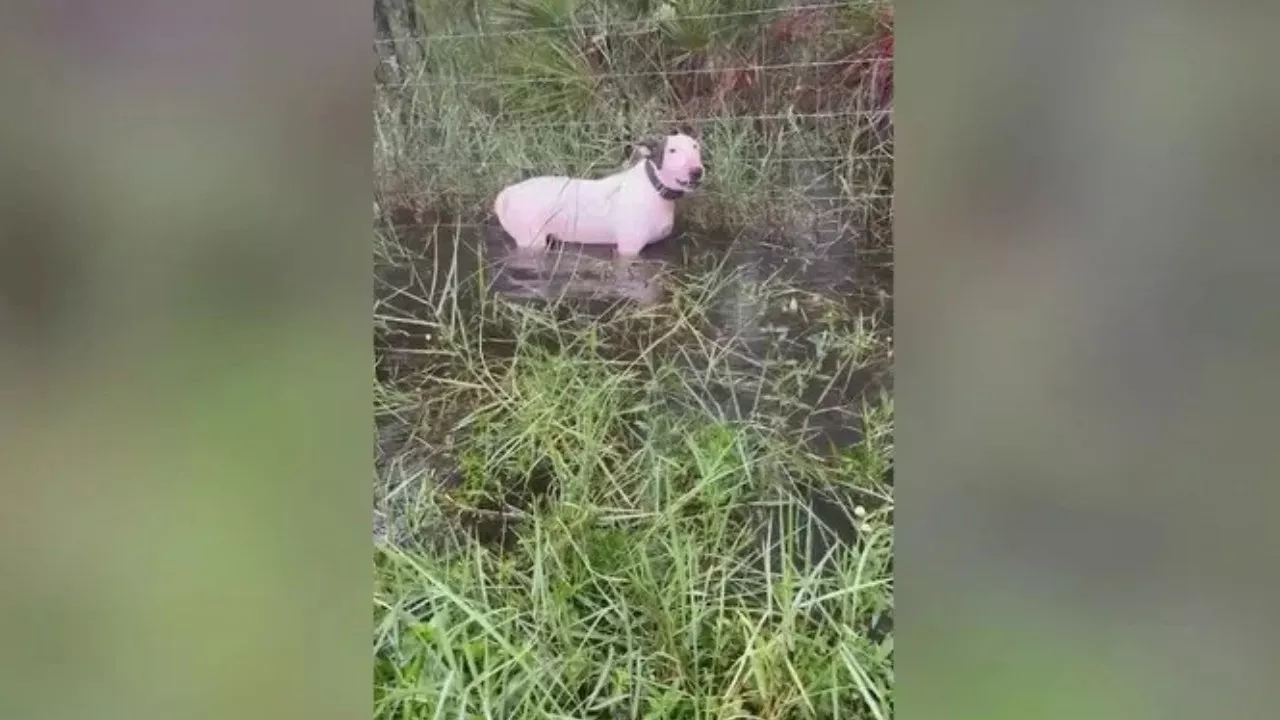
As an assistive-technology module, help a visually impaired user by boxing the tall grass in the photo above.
[374,1,894,717]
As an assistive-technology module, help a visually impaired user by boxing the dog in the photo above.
[492,130,704,258]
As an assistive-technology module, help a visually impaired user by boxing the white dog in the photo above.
[492,131,705,258]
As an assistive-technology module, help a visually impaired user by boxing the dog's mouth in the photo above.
[677,177,702,189]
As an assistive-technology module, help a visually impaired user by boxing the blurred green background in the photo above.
[0,4,370,719]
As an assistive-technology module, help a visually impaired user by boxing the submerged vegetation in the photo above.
[373,1,894,717]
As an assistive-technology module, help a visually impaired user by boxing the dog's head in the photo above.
[639,129,705,192]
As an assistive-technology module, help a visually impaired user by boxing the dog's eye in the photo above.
[668,148,675,153]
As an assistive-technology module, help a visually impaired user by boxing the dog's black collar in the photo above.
[645,160,685,200]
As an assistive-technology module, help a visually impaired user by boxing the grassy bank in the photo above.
[374,1,894,717]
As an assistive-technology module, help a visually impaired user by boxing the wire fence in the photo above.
[373,1,895,223]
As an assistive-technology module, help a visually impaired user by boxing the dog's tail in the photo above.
[491,187,515,243]
[491,187,506,220]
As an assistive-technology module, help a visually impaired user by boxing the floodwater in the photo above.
[374,189,893,567]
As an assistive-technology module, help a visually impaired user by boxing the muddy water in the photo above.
[374,191,893,557]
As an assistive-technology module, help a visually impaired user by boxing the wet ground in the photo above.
[373,192,893,564]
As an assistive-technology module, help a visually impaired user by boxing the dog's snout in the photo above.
[690,167,704,181]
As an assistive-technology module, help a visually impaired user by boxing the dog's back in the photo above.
[495,173,629,247]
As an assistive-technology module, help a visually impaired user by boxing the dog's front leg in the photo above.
[615,233,646,259]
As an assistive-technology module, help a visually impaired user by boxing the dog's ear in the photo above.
[624,142,647,164]
[644,136,669,168]
[672,122,700,139]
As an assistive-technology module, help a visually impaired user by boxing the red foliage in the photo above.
[836,6,894,110]
[656,6,896,117]
[769,7,829,45]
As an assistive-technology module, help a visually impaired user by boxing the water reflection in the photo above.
[495,241,666,307]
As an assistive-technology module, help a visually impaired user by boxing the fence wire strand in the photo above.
[395,109,892,133]
[387,57,892,90]
[390,155,892,170]
[374,2,889,44]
